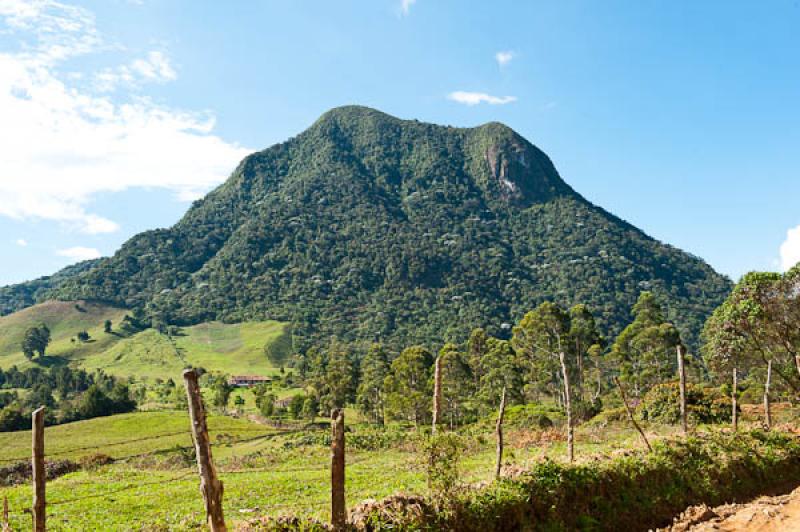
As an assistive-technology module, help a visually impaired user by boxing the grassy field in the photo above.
[0,300,290,381]
[0,408,687,531]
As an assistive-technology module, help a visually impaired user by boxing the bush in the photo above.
[501,404,563,429]
[348,430,800,531]
[638,382,733,425]
[419,432,466,502]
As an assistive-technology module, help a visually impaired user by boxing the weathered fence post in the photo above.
[558,351,574,462]
[431,356,442,434]
[677,345,688,434]
[3,495,9,531]
[32,406,45,532]
[331,408,346,531]
[764,360,772,430]
[494,387,507,480]
[732,367,738,432]
[183,369,226,532]
[614,377,652,452]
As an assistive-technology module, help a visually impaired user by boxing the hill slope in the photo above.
[31,106,728,349]
[0,300,289,379]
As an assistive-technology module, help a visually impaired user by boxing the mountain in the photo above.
[15,106,729,350]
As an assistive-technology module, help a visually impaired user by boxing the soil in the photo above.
[660,486,800,531]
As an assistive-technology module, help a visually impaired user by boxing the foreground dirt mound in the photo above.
[661,486,800,531]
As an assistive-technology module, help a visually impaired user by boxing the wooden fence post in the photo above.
[32,406,46,532]
[183,369,226,532]
[677,345,688,434]
[3,496,9,532]
[432,356,442,434]
[732,367,738,432]
[614,377,652,452]
[764,360,772,430]
[331,408,346,531]
[494,387,507,479]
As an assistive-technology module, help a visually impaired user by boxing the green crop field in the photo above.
[0,301,290,381]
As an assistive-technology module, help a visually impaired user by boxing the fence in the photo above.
[0,369,358,531]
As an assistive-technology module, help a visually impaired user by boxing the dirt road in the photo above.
[661,486,800,531]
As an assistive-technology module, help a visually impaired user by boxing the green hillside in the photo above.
[0,301,289,380]
[6,106,730,350]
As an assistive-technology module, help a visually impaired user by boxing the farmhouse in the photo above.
[228,375,271,387]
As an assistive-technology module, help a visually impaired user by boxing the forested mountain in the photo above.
[13,106,729,350]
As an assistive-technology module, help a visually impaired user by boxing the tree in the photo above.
[610,292,682,398]
[703,271,800,423]
[512,302,576,462]
[323,340,356,410]
[211,376,234,410]
[478,338,523,414]
[22,324,51,359]
[77,330,91,342]
[466,328,489,390]
[384,346,434,427]
[437,343,473,428]
[568,304,603,401]
[104,320,112,334]
[356,343,390,424]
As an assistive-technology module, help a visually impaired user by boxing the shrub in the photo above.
[638,382,733,425]
[501,404,563,429]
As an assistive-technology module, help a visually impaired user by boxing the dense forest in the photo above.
[2,106,730,351]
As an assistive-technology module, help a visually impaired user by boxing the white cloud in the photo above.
[56,246,102,261]
[0,0,251,234]
[400,0,416,16]
[95,51,177,92]
[447,91,517,106]
[495,51,514,67]
[15,238,27,246]
[779,225,800,271]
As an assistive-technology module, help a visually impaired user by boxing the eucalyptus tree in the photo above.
[512,302,576,462]
[610,292,683,398]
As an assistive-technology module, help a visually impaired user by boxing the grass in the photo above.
[0,300,290,381]
[0,408,692,531]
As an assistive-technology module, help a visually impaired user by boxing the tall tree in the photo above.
[512,302,576,461]
[478,338,523,414]
[611,292,682,397]
[568,304,603,401]
[437,343,473,428]
[383,346,434,428]
[356,343,390,424]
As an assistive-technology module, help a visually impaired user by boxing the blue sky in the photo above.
[1,0,799,286]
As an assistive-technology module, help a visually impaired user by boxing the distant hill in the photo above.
[7,106,730,350]
[0,259,101,317]
[0,300,289,379]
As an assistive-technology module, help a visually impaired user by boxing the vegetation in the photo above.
[0,106,725,351]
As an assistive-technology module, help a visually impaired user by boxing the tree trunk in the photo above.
[432,356,442,434]
[732,367,738,432]
[495,387,507,479]
[764,360,772,430]
[614,377,652,452]
[677,345,687,434]
[559,351,574,463]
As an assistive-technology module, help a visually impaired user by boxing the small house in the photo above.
[228,375,271,388]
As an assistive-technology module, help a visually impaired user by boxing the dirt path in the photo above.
[661,486,800,531]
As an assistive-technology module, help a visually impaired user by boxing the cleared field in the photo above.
[0,412,668,530]
[0,300,128,368]
[0,300,290,380]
